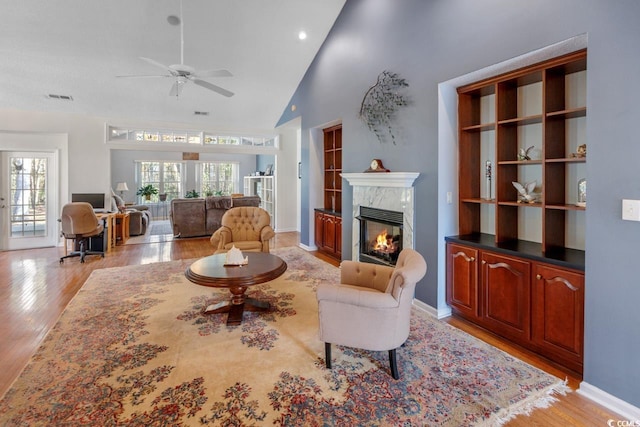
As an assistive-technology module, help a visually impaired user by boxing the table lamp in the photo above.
[116,182,129,198]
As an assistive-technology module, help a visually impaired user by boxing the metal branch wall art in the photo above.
[359,70,409,144]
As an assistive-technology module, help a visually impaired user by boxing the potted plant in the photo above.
[185,189,200,198]
[136,184,158,201]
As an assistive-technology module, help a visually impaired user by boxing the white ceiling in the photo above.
[0,0,345,131]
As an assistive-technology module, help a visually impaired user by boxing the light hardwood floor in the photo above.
[0,232,620,425]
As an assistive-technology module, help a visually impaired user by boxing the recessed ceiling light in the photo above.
[298,31,307,41]
[167,15,180,26]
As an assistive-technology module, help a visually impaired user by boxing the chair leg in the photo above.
[79,239,87,263]
[325,343,332,369]
[389,349,399,380]
[60,237,104,264]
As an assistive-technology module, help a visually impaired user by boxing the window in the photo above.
[10,156,47,237]
[136,161,184,202]
[198,162,239,196]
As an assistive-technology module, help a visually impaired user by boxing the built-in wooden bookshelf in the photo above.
[457,49,586,256]
[447,50,587,375]
[315,124,342,260]
[322,124,342,212]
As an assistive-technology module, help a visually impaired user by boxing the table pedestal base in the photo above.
[204,285,271,325]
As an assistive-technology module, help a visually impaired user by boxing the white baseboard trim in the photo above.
[412,299,452,319]
[578,382,640,421]
[275,227,298,233]
[412,299,436,317]
[298,242,316,251]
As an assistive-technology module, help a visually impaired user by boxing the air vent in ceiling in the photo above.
[46,94,74,101]
[194,111,209,116]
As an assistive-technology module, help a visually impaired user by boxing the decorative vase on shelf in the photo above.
[485,160,492,200]
[577,178,586,207]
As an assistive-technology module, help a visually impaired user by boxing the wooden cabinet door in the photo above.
[314,211,324,249]
[322,214,336,253]
[446,243,479,320]
[532,263,584,373]
[481,251,531,342]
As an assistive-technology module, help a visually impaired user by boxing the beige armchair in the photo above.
[316,248,427,379]
[209,206,275,253]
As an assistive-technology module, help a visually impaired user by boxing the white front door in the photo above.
[0,151,58,250]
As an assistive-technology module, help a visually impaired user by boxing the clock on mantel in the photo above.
[364,158,389,172]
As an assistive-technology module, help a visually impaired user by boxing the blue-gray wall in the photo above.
[256,154,275,175]
[279,0,640,409]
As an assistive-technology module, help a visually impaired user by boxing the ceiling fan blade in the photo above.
[140,57,174,73]
[116,74,173,79]
[192,79,234,97]
[169,80,186,97]
[194,69,233,78]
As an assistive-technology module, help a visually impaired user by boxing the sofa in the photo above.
[170,195,261,238]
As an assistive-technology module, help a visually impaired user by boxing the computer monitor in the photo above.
[71,193,106,209]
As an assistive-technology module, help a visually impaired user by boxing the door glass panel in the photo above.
[10,156,48,237]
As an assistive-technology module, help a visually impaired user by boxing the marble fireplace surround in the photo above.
[341,172,420,261]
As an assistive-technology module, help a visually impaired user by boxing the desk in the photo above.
[96,213,116,251]
[115,212,130,245]
[185,253,287,325]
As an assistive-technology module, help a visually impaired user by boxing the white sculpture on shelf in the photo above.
[225,245,248,265]
[518,145,535,161]
[512,181,538,204]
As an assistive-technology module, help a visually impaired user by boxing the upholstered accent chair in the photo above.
[316,248,427,379]
[111,190,151,236]
[59,202,105,264]
[210,206,275,254]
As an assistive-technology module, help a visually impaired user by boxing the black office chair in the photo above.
[59,202,105,263]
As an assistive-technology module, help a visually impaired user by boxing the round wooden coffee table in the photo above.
[185,252,287,325]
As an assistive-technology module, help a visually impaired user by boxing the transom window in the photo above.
[109,126,278,149]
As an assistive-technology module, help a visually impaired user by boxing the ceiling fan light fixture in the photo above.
[119,0,233,98]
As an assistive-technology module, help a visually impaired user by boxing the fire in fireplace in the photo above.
[357,206,403,266]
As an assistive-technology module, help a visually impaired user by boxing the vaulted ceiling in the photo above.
[0,0,345,130]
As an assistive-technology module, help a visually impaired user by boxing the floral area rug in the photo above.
[0,247,567,426]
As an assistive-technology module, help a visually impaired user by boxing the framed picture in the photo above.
[182,152,199,161]
[265,164,273,175]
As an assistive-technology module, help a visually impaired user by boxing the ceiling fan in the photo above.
[117,0,233,98]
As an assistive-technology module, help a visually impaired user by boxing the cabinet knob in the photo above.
[536,274,542,280]
[470,257,475,262]
[481,260,486,265]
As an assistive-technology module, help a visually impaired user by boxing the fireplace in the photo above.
[342,172,419,264]
[357,206,403,266]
